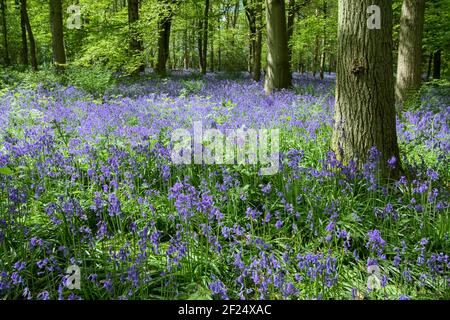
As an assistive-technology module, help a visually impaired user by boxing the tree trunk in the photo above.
[395,0,425,103]
[426,52,433,81]
[128,0,144,73]
[22,0,37,70]
[20,0,28,66]
[433,49,441,79]
[183,28,189,69]
[264,0,292,94]
[155,0,173,76]
[50,0,66,71]
[245,0,263,81]
[232,0,240,28]
[332,0,401,178]
[286,0,295,71]
[253,1,262,82]
[201,0,210,74]
[1,0,9,65]
[319,1,327,80]
[217,16,221,71]
[198,20,203,71]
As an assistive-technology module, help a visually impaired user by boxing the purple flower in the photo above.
[366,229,386,259]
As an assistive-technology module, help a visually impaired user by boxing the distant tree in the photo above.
[50,0,66,71]
[395,0,426,104]
[264,0,292,94]
[332,0,401,178]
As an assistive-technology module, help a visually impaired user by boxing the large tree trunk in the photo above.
[201,0,210,74]
[155,0,173,76]
[332,0,401,178]
[433,49,441,79]
[22,0,37,70]
[1,0,9,65]
[50,0,66,71]
[264,0,292,94]
[395,0,425,104]
[128,0,144,73]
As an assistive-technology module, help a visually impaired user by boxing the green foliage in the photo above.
[63,65,115,94]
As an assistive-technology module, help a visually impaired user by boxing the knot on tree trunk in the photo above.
[351,59,366,75]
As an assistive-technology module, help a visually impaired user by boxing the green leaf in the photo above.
[0,167,13,175]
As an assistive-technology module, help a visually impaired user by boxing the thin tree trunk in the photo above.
[24,2,37,70]
[183,28,189,70]
[232,0,240,28]
[50,0,66,71]
[426,52,433,81]
[20,0,28,66]
[198,19,203,71]
[319,1,327,80]
[253,0,262,82]
[433,49,441,79]
[245,0,263,81]
[264,0,292,94]
[128,0,144,73]
[287,0,295,71]
[1,0,9,65]
[313,35,319,77]
[201,0,210,74]
[210,32,214,72]
[332,0,401,178]
[217,16,221,71]
[395,0,426,103]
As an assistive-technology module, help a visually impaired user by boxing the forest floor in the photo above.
[0,71,449,300]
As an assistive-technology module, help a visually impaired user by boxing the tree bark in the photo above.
[155,0,174,76]
[128,0,144,73]
[332,0,401,178]
[433,49,441,79]
[50,0,66,71]
[264,0,292,94]
[395,0,425,103]
[1,0,9,65]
